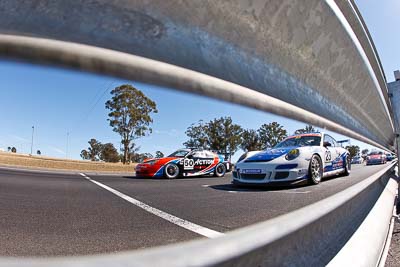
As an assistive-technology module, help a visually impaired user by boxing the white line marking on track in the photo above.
[79,173,224,239]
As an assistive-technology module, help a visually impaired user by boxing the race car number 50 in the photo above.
[184,159,195,170]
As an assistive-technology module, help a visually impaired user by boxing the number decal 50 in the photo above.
[183,159,194,170]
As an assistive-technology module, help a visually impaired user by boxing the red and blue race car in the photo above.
[135,149,231,178]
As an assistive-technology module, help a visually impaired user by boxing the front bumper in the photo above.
[232,176,307,186]
[366,159,385,165]
[232,162,309,185]
[135,164,160,177]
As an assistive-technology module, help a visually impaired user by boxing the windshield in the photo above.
[275,135,321,148]
[168,150,190,157]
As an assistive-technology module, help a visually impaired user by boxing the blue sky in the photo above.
[0,1,398,162]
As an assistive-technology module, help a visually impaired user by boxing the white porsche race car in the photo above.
[233,133,351,186]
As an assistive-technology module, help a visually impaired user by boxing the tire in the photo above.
[343,155,351,176]
[164,163,179,179]
[308,155,323,185]
[213,163,226,177]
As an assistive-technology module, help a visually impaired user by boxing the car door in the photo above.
[323,134,338,171]
[194,151,215,173]
[330,137,343,169]
[185,151,212,174]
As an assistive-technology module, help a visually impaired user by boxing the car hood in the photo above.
[245,147,297,162]
[141,157,178,164]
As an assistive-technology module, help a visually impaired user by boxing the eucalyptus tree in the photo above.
[106,84,158,164]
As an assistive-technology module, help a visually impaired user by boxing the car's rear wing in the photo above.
[337,139,350,147]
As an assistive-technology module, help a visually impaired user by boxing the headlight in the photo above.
[237,152,248,163]
[146,160,157,165]
[285,149,300,160]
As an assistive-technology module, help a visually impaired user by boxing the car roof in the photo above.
[191,149,216,153]
[285,133,322,139]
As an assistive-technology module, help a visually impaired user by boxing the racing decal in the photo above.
[324,152,346,172]
[179,158,214,167]
[241,169,262,174]
[325,151,332,162]
[185,157,219,176]
[183,158,195,170]
[194,159,214,165]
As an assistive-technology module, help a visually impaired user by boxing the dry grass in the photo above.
[0,152,136,173]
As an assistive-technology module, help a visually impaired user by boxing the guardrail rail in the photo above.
[0,0,398,266]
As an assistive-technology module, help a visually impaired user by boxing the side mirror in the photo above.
[186,155,193,159]
[323,141,332,147]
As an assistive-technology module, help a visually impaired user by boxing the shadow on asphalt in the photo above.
[208,182,311,192]
[209,173,352,192]
[122,175,215,180]
[122,176,157,180]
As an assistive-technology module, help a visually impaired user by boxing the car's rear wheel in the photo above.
[214,163,226,177]
[308,155,323,185]
[343,155,351,176]
[164,163,179,179]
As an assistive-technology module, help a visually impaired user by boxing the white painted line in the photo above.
[79,173,224,239]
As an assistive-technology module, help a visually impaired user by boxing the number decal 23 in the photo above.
[325,151,332,162]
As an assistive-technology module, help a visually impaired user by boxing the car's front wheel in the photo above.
[164,163,179,179]
[213,163,226,177]
[308,155,323,185]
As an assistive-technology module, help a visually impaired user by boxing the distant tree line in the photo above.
[80,138,165,163]
[6,146,41,155]
[80,139,120,163]
[345,145,360,158]
[184,117,316,159]
[7,146,17,153]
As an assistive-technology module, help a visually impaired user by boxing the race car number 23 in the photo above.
[325,151,332,162]
[183,158,195,170]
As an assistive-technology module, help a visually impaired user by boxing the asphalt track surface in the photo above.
[0,163,390,257]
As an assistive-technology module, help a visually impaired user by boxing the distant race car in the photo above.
[351,156,363,164]
[233,132,351,186]
[385,153,396,161]
[135,148,231,178]
[366,151,386,165]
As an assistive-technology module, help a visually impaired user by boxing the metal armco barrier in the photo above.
[0,0,398,266]
[0,162,397,267]
[0,0,395,150]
